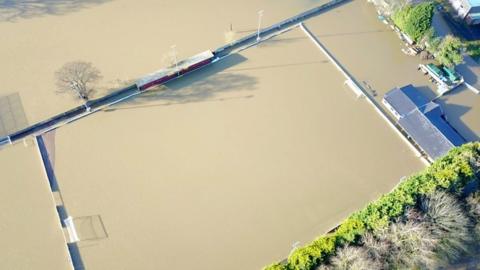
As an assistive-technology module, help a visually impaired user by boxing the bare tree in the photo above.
[361,233,390,267]
[375,221,438,269]
[419,191,473,265]
[368,0,408,15]
[329,245,381,270]
[55,61,102,100]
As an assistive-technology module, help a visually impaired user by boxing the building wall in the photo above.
[466,12,480,24]
[382,98,402,120]
[449,0,472,18]
[449,0,480,24]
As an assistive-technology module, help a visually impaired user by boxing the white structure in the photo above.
[449,0,480,24]
[257,10,264,41]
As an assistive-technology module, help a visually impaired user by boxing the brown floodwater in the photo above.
[1,0,466,269]
[0,141,71,270]
[437,86,480,142]
[49,2,427,269]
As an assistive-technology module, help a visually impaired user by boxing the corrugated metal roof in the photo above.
[383,85,429,116]
[136,50,213,88]
[383,85,465,160]
[420,102,441,117]
[399,109,464,160]
[469,0,480,7]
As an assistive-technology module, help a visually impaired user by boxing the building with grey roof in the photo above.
[383,85,465,161]
[382,84,429,120]
[449,0,480,25]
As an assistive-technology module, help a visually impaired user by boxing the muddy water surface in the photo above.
[0,1,436,269]
[55,23,423,270]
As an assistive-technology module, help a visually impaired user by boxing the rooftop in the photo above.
[469,0,480,7]
[383,84,429,116]
[384,85,465,160]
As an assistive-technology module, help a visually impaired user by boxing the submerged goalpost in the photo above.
[64,216,80,243]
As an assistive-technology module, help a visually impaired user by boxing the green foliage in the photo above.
[466,191,480,241]
[329,246,379,270]
[419,192,473,264]
[392,2,435,42]
[466,191,480,219]
[287,245,322,270]
[465,40,480,60]
[263,263,287,270]
[423,27,442,53]
[376,221,438,268]
[436,35,464,67]
[335,217,366,243]
[427,144,475,191]
[287,235,337,270]
[391,4,411,31]
[264,143,480,270]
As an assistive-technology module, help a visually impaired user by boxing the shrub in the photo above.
[465,191,480,243]
[466,191,480,219]
[329,246,379,270]
[466,191,480,240]
[361,233,390,267]
[419,191,473,264]
[314,265,330,270]
[422,27,441,53]
[392,2,435,42]
[264,263,287,270]
[334,218,365,244]
[287,235,337,270]
[264,143,480,270]
[466,40,480,60]
[436,35,464,68]
[391,4,411,31]
[376,221,437,268]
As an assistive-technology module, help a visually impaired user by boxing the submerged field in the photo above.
[0,142,71,269]
[2,0,476,269]
[52,27,424,270]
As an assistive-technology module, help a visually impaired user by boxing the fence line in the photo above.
[300,23,430,166]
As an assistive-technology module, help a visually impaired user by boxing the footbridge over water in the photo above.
[0,0,350,147]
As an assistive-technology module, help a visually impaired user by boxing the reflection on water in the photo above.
[55,19,425,270]
[0,0,112,21]
[8,0,478,270]
[437,86,480,142]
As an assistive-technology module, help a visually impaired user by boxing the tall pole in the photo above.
[171,45,178,74]
[256,10,264,42]
[289,241,300,256]
[70,81,90,111]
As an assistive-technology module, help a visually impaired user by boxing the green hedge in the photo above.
[264,142,480,270]
[466,40,480,60]
[392,2,435,42]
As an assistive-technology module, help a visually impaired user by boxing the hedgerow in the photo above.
[391,2,435,42]
[264,142,480,270]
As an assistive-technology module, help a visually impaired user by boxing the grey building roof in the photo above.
[384,85,465,160]
[383,84,429,117]
[399,109,465,160]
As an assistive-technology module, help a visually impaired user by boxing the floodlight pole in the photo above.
[70,81,90,111]
[171,45,179,75]
[289,241,300,256]
[257,10,264,42]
